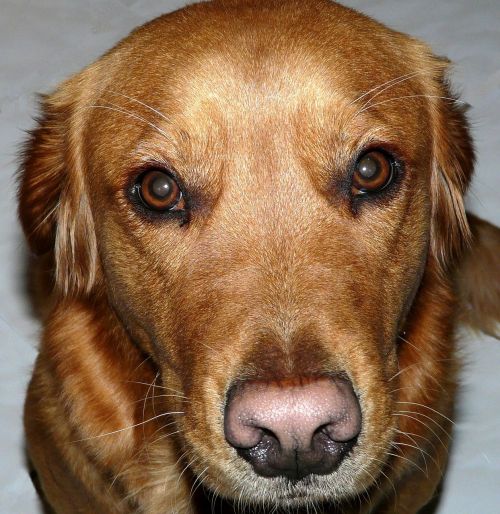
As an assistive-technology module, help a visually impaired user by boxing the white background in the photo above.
[0,1,499,513]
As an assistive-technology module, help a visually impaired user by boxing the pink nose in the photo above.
[224,376,361,479]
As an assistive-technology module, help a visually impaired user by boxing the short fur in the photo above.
[19,1,500,513]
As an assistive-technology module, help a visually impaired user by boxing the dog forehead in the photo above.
[87,0,432,189]
[112,0,422,113]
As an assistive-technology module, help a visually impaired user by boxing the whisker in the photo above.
[126,380,187,397]
[176,454,198,487]
[130,354,152,374]
[392,441,429,474]
[395,438,441,473]
[396,409,453,433]
[372,442,427,476]
[189,467,209,504]
[395,428,429,451]
[208,484,221,514]
[103,89,171,122]
[398,334,424,355]
[385,451,427,476]
[154,448,191,496]
[392,412,449,451]
[353,70,429,111]
[130,393,190,404]
[71,410,184,442]
[358,462,382,490]
[394,428,435,451]
[362,455,397,500]
[396,401,455,426]
[143,372,159,441]
[350,70,425,106]
[388,363,418,382]
[84,104,172,142]
[149,425,183,446]
[357,94,465,115]
[389,385,443,396]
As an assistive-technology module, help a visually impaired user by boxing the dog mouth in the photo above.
[220,473,349,508]
[273,474,324,498]
[186,424,382,508]
[271,481,325,507]
[177,367,395,506]
[197,473,339,512]
[199,436,388,509]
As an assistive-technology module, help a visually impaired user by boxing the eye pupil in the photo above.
[358,155,379,179]
[352,150,394,196]
[150,173,174,199]
[137,169,184,211]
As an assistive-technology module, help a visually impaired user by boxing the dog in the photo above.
[19,1,500,513]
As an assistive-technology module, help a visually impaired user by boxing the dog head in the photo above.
[19,0,473,507]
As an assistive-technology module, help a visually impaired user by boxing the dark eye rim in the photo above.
[127,164,190,223]
[350,146,402,200]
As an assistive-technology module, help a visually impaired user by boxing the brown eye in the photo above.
[352,150,394,195]
[138,170,184,211]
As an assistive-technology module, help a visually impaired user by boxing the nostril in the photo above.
[323,411,362,444]
[224,375,361,479]
[312,424,358,453]
[224,417,264,450]
[316,422,331,436]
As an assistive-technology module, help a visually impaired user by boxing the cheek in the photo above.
[96,222,187,352]
[348,197,430,325]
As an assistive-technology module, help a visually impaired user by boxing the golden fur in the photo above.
[19,1,500,513]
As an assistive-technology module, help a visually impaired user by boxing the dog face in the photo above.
[20,0,473,508]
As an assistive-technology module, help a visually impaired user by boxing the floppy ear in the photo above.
[428,59,475,269]
[18,82,99,296]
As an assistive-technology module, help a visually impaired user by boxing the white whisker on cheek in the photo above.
[71,410,185,442]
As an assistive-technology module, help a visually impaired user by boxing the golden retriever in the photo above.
[19,0,500,513]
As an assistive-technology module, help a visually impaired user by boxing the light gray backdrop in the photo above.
[1,1,498,513]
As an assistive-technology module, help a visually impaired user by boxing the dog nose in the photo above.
[224,376,361,479]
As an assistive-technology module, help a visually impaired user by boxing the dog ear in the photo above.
[18,81,99,296]
[428,58,475,270]
[456,214,500,338]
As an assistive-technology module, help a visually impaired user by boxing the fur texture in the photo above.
[19,1,499,513]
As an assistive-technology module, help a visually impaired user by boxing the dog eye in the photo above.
[351,151,394,195]
[137,169,185,211]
